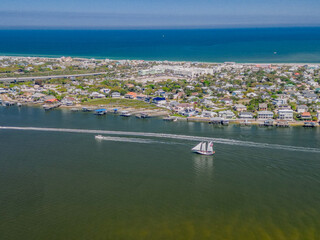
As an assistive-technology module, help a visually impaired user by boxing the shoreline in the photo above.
[1,103,318,127]
[1,55,320,65]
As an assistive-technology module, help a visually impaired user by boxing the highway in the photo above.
[0,72,109,82]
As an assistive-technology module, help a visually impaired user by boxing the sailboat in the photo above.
[192,141,215,155]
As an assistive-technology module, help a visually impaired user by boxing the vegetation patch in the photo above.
[82,98,161,109]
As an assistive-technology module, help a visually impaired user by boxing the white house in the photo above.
[296,105,308,113]
[238,112,254,119]
[218,110,235,119]
[111,92,121,98]
[278,109,293,120]
[258,111,274,119]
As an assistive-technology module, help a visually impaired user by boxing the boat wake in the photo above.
[96,136,159,144]
[1,126,319,153]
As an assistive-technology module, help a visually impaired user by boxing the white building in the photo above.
[278,109,293,120]
[257,111,274,119]
[111,92,121,98]
[238,112,254,119]
[218,110,235,119]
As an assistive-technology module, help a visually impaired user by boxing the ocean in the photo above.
[1,28,320,63]
[0,106,320,239]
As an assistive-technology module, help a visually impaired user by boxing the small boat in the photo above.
[82,107,94,112]
[163,116,177,122]
[17,103,22,107]
[94,109,106,115]
[192,141,215,155]
[120,111,131,117]
[136,113,149,119]
[95,135,104,140]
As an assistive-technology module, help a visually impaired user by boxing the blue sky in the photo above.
[1,0,320,29]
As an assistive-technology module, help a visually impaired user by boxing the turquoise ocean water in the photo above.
[0,28,320,62]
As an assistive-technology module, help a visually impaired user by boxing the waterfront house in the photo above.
[258,111,274,119]
[300,112,312,120]
[278,109,293,121]
[201,111,218,118]
[61,97,76,106]
[44,95,58,103]
[238,112,254,119]
[174,103,194,112]
[218,110,235,119]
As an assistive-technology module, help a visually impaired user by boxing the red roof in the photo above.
[301,112,311,116]
[45,98,58,103]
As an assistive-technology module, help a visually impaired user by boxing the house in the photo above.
[152,97,166,104]
[233,104,247,112]
[259,103,268,111]
[61,97,75,106]
[43,95,58,103]
[218,110,235,119]
[136,94,147,101]
[221,98,233,106]
[257,111,274,119]
[125,92,137,99]
[247,92,257,98]
[90,92,105,98]
[100,88,110,94]
[201,111,218,118]
[300,112,312,120]
[111,92,121,98]
[273,98,288,106]
[296,105,308,113]
[238,112,254,119]
[278,109,293,121]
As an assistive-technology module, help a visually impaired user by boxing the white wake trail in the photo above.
[1,126,319,153]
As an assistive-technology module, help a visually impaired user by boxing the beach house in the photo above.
[257,111,274,119]
[238,112,254,119]
[278,109,293,121]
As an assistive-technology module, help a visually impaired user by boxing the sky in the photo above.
[1,0,320,29]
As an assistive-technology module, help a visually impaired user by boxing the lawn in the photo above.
[82,98,161,109]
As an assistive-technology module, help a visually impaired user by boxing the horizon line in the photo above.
[1,24,320,31]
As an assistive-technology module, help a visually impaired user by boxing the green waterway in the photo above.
[0,106,320,240]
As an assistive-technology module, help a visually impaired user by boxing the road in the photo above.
[0,72,109,82]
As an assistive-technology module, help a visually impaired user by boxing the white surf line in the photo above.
[1,126,320,153]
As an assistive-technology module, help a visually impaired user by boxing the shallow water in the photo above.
[0,106,319,240]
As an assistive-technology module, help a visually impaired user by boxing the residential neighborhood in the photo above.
[1,56,320,126]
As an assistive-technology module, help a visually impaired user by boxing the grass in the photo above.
[81,98,161,110]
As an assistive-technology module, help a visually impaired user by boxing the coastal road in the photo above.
[0,72,109,83]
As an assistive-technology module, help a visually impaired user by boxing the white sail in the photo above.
[207,141,214,152]
[192,142,202,151]
[201,142,207,152]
